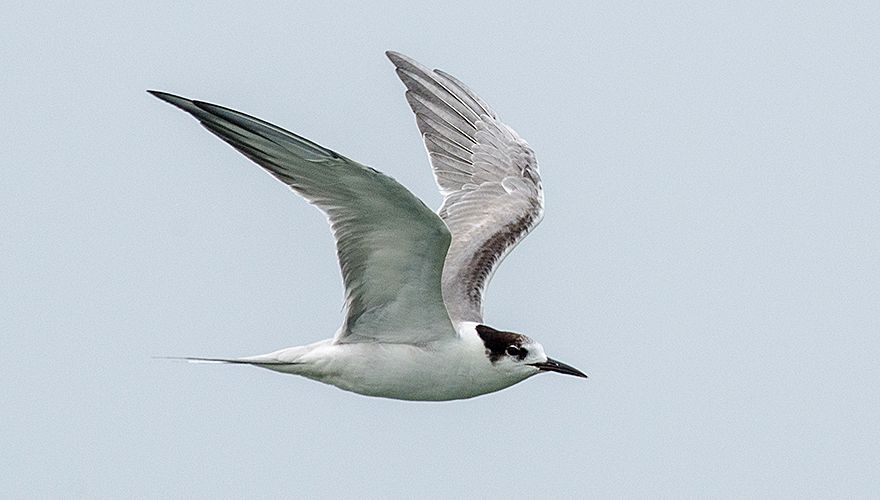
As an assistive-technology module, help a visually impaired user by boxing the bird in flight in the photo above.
[150,51,586,401]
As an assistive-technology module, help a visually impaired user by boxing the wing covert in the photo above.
[150,91,456,344]
[386,52,544,324]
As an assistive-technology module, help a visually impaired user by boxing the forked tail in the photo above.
[154,356,301,366]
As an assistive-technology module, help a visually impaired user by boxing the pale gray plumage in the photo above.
[386,51,544,324]
[147,91,455,345]
[149,52,583,401]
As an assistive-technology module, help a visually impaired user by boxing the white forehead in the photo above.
[524,339,547,360]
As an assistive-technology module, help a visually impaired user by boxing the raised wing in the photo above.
[387,52,544,324]
[149,91,455,344]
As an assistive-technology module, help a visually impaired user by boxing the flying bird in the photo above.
[150,51,586,401]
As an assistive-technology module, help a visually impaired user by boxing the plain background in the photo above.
[3,2,878,498]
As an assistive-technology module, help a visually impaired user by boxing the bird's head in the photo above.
[475,324,587,380]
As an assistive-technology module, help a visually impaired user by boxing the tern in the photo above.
[150,51,586,401]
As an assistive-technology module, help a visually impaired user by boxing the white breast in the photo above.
[260,324,531,401]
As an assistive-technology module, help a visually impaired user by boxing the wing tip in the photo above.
[385,50,436,74]
[385,50,406,64]
[147,89,178,101]
[147,90,199,113]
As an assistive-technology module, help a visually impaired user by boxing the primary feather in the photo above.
[148,91,455,344]
[386,52,544,324]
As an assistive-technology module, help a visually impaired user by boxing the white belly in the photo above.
[261,338,531,401]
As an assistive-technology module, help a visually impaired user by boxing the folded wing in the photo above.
[150,91,455,344]
[387,52,544,324]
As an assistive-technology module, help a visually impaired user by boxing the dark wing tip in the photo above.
[385,50,406,63]
[147,89,179,102]
[147,90,201,114]
[385,51,436,75]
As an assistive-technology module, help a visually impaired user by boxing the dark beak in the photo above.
[530,357,588,378]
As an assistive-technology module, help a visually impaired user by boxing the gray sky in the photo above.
[3,1,878,498]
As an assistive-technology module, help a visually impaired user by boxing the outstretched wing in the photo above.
[150,91,455,344]
[387,52,544,324]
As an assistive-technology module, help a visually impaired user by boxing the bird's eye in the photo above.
[506,346,520,356]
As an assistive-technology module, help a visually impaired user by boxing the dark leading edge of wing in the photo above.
[148,90,456,344]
